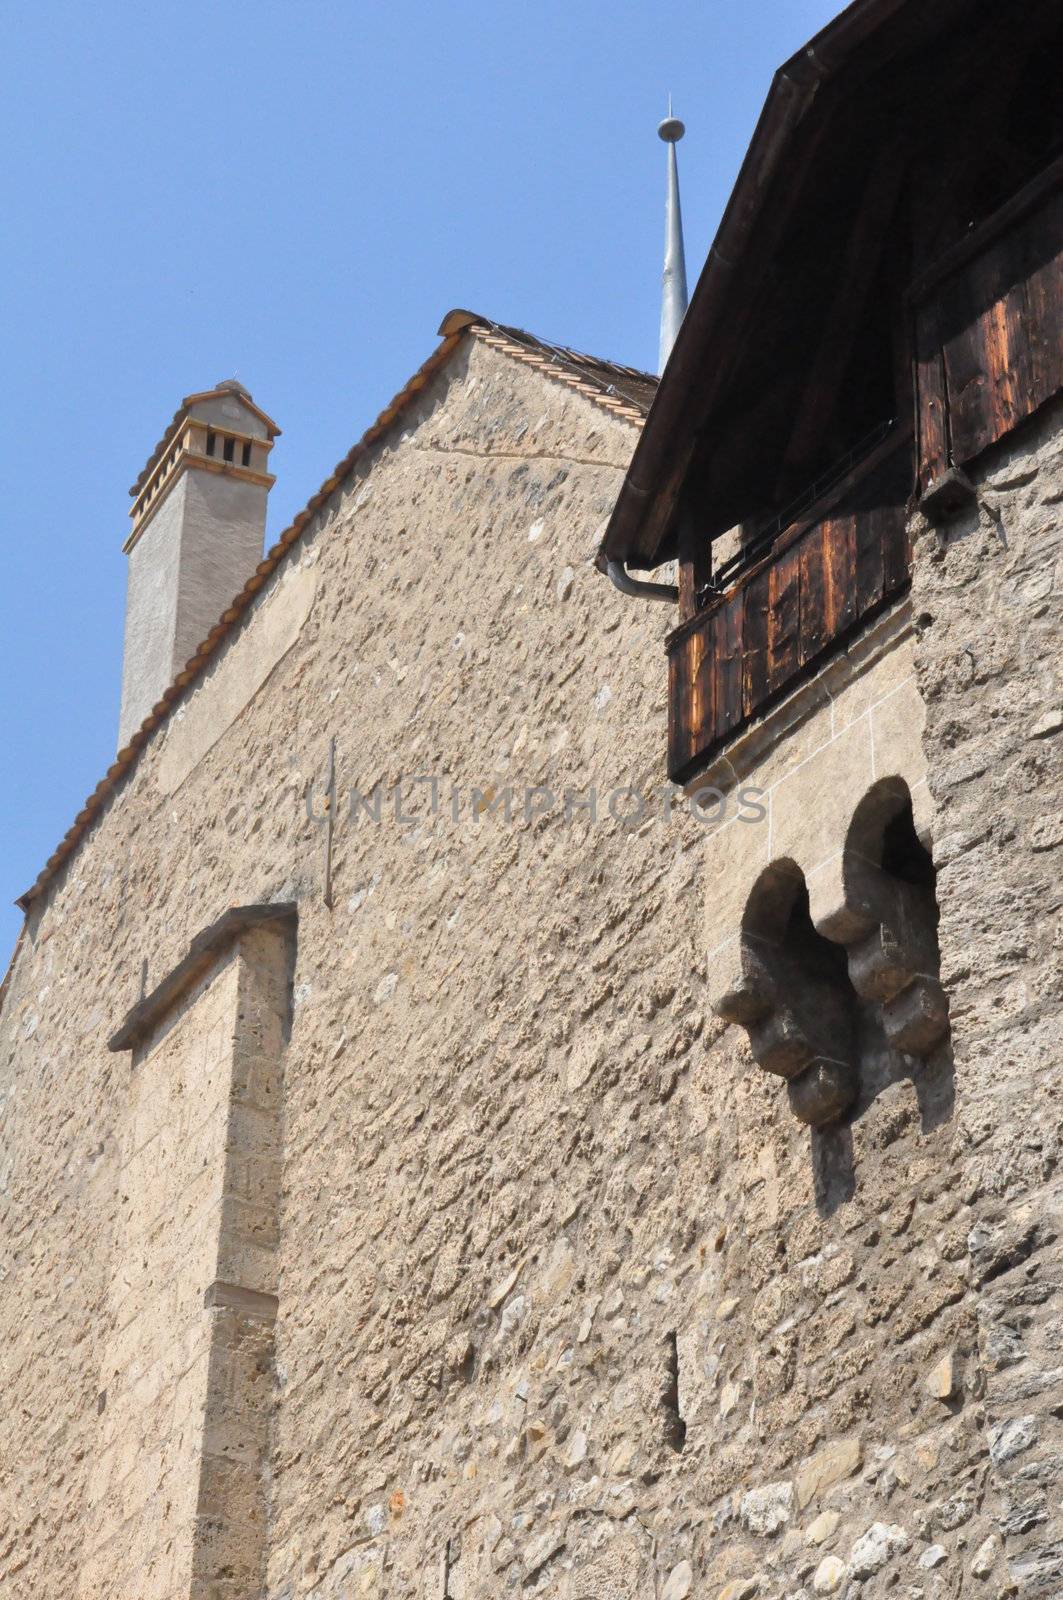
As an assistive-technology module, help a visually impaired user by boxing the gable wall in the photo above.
[0,336,702,1596]
[1,339,1059,1600]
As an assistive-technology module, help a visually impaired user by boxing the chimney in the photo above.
[117,380,280,748]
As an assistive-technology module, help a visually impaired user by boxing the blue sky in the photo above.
[1,0,839,960]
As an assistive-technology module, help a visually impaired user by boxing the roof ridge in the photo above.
[491,322,657,383]
[470,322,657,421]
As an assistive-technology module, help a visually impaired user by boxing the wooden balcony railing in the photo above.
[914,167,1063,500]
[667,428,913,782]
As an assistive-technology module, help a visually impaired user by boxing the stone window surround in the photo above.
[97,902,296,1599]
[693,598,949,1126]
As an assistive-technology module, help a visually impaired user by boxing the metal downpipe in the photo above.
[604,559,679,606]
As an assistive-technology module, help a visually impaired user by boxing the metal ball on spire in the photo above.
[658,94,685,144]
[658,114,685,143]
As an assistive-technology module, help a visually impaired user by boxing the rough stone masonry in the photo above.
[0,331,1060,1600]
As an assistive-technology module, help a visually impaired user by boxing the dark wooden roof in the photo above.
[602,0,1058,569]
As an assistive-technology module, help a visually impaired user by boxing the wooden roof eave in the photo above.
[601,0,978,572]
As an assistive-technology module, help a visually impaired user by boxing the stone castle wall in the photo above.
[908,401,1063,1599]
[0,336,701,1598]
[0,341,1059,1600]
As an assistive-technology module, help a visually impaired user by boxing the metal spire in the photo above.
[657,98,688,375]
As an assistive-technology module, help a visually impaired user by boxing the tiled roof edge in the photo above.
[0,924,26,1016]
[456,314,656,421]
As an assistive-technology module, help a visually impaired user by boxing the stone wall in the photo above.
[910,399,1063,1599]
[81,950,245,1600]
[76,914,292,1600]
[0,334,701,1597]
[0,338,1059,1600]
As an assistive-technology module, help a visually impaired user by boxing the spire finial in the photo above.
[657,99,688,375]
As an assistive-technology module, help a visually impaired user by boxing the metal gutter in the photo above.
[605,559,678,605]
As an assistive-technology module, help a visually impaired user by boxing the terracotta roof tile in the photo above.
[443,311,657,417]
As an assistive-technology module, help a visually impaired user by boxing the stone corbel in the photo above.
[810,784,949,1059]
[712,863,859,1129]
[824,865,948,1054]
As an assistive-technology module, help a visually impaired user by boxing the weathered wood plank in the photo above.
[668,638,691,775]
[936,257,984,460]
[914,299,950,493]
[667,437,915,781]
[1024,225,1061,410]
[677,506,713,624]
[742,570,770,719]
[689,619,716,771]
[716,590,745,741]
[882,502,910,596]
[824,514,857,637]
[767,548,801,692]
[938,189,1063,467]
[855,500,886,617]
[797,529,826,668]
[883,428,914,598]
[1028,228,1063,412]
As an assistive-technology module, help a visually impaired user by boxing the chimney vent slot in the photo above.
[206,430,217,457]
[222,436,235,463]
[241,440,252,467]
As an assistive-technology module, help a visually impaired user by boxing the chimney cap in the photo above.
[129,381,281,498]
[215,377,253,399]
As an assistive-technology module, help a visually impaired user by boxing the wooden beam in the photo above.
[913,297,951,495]
[676,502,712,622]
[907,153,1063,305]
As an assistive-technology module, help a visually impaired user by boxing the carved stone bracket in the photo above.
[714,862,859,1129]
[840,879,949,1053]
[711,779,949,1129]
[813,779,950,1059]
